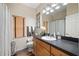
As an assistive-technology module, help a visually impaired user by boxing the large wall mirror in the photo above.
[42,3,79,38]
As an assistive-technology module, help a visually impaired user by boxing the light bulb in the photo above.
[50,9,54,12]
[55,6,60,9]
[46,12,49,15]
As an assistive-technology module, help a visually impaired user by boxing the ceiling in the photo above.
[22,3,40,9]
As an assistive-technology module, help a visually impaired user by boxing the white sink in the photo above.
[41,36,56,41]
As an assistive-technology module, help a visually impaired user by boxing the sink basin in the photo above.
[41,36,56,41]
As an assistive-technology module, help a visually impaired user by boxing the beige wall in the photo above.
[53,9,66,20]
[7,3,36,18]
[42,15,53,21]
[66,3,78,16]
[7,3,36,52]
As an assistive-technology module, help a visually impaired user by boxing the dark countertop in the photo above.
[34,36,79,56]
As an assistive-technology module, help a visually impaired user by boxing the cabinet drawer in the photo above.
[37,39,50,51]
[51,46,69,56]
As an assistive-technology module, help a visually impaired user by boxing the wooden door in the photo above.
[43,21,48,33]
[14,16,25,38]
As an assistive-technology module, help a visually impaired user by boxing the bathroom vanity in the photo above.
[32,36,78,56]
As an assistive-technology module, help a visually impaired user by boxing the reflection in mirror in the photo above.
[42,5,66,37]
[42,3,79,38]
[48,18,65,36]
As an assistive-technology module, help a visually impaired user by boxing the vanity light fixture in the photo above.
[63,3,68,5]
[46,12,49,15]
[46,7,51,11]
[51,4,57,7]
[43,9,46,13]
[55,6,60,9]
[50,9,54,13]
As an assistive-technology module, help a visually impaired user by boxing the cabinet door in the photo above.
[36,42,50,56]
[14,16,25,38]
[51,46,68,56]
[37,39,50,51]
[36,40,50,56]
